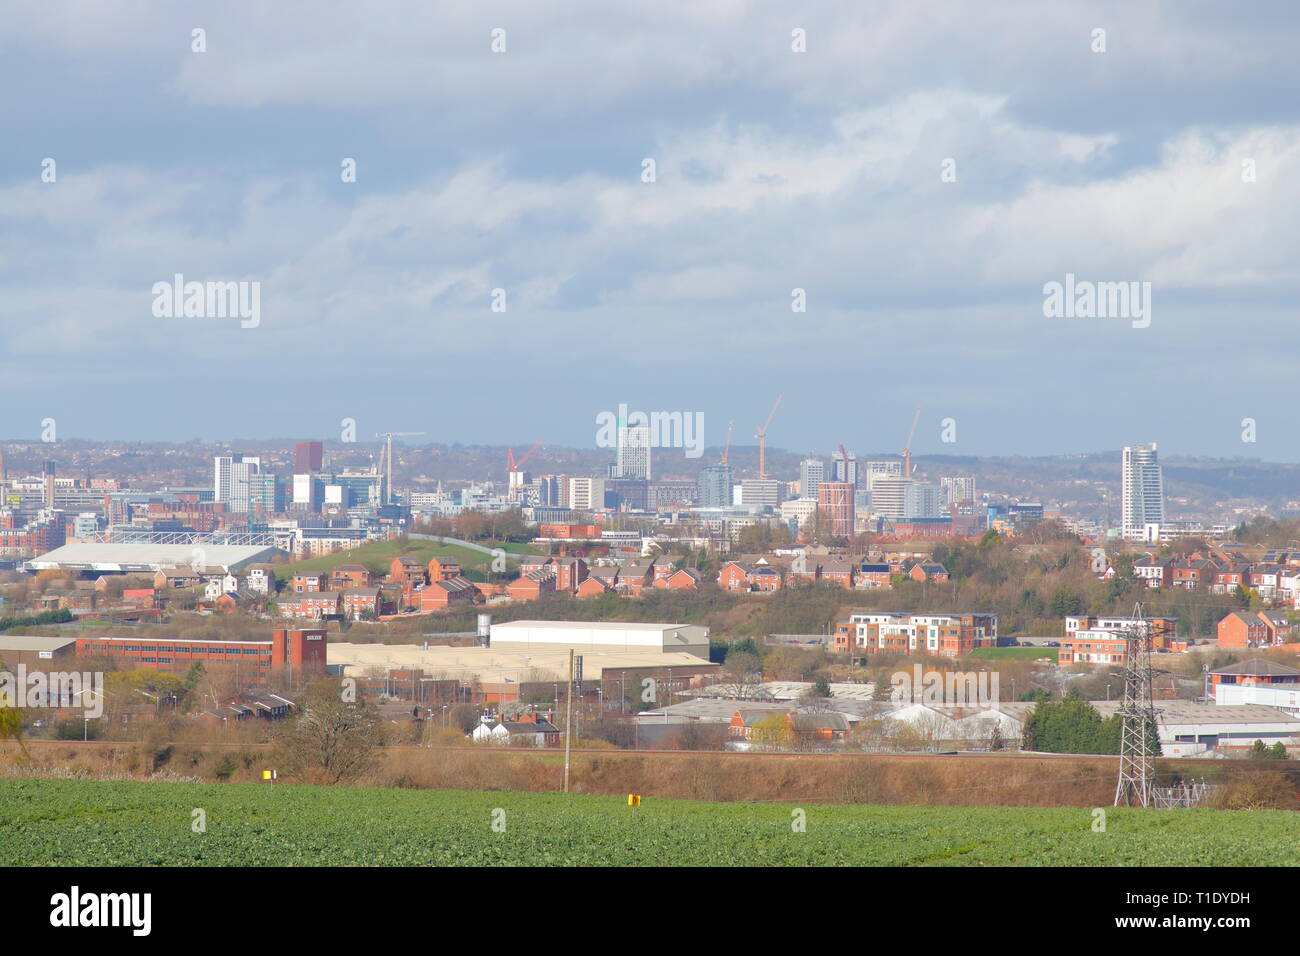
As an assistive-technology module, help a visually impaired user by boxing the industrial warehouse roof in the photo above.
[634,699,792,722]
[487,620,709,655]
[328,642,718,684]
[1091,701,1300,726]
[0,635,78,653]
[633,697,1038,724]
[1211,659,1300,677]
[26,543,281,573]
[696,680,880,701]
[491,620,694,632]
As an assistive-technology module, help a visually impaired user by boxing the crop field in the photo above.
[0,778,1294,866]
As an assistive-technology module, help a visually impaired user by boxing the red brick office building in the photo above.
[74,628,328,677]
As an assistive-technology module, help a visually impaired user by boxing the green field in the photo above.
[0,779,1292,866]
[274,538,541,583]
[970,646,1060,663]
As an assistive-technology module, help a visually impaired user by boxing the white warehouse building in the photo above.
[1215,683,1300,718]
[488,620,710,660]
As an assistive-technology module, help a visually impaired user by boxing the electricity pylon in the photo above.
[1114,603,1158,807]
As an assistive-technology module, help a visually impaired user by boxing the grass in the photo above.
[273,538,541,582]
[970,647,1060,663]
[0,778,1293,866]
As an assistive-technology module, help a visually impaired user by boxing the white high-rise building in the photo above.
[780,497,819,529]
[568,477,607,512]
[227,459,261,513]
[863,460,903,488]
[740,478,784,509]
[214,454,260,506]
[1122,443,1164,541]
[214,456,233,502]
[616,425,652,480]
[799,457,825,500]
[903,482,943,519]
[868,477,909,518]
[832,448,858,486]
[941,476,976,506]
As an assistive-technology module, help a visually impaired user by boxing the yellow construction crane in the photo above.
[756,395,783,479]
[901,407,921,480]
[720,420,734,466]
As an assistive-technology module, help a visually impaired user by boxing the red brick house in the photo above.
[717,561,782,592]
[508,569,557,602]
[1210,658,1300,689]
[342,587,383,618]
[659,567,702,590]
[790,713,851,744]
[857,563,892,589]
[550,556,588,595]
[819,558,856,589]
[729,708,784,740]
[121,587,159,606]
[419,577,479,610]
[1210,564,1251,595]
[389,557,429,586]
[1171,557,1217,589]
[427,556,463,583]
[331,564,373,590]
[576,576,614,599]
[291,572,328,593]
[909,562,949,583]
[717,561,753,591]
[278,592,343,619]
[1218,610,1289,648]
[727,709,850,746]
[619,559,657,596]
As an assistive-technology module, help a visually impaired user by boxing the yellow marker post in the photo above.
[627,794,641,807]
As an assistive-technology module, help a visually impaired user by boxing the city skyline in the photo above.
[5,3,1300,459]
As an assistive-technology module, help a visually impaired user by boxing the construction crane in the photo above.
[375,431,426,505]
[720,421,734,466]
[506,440,544,476]
[756,394,783,479]
[901,407,921,480]
[506,440,545,497]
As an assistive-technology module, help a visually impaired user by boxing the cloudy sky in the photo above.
[3,1,1299,462]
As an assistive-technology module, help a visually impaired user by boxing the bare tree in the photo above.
[716,651,765,698]
[274,678,384,784]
